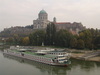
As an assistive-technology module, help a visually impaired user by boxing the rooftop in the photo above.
[56,22,71,24]
[39,9,47,14]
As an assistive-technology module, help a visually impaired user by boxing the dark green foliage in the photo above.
[1,23,100,50]
[94,36,100,49]
[79,30,92,49]
[77,39,85,49]
[70,38,77,48]
[55,29,73,47]
[45,22,56,45]
[78,28,100,50]
[28,27,100,49]
[29,30,45,46]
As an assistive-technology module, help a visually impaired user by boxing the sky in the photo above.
[0,0,100,31]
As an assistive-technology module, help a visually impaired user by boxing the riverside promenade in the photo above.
[2,46,100,62]
[15,46,100,62]
[71,49,100,62]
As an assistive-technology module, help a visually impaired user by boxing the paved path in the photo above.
[80,51,100,60]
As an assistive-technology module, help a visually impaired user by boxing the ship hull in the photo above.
[3,50,70,66]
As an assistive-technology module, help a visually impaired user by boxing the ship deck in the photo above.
[12,49,57,59]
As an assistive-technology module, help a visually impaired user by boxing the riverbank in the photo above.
[1,45,100,62]
[70,50,100,62]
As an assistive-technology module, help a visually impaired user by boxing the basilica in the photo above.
[33,10,50,29]
[33,10,86,34]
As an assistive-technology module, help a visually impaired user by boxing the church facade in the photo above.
[33,10,86,34]
[33,10,50,29]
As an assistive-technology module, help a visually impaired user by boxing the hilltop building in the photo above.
[33,10,50,29]
[0,10,86,38]
[33,10,86,34]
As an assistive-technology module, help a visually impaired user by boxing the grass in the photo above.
[71,51,83,54]
[24,51,56,58]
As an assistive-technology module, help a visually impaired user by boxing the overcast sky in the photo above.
[0,0,100,31]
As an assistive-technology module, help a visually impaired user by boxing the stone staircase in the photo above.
[79,51,100,60]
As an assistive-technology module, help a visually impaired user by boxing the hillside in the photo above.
[0,25,34,37]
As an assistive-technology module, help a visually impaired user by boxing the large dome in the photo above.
[39,9,47,14]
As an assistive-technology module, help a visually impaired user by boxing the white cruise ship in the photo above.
[3,46,71,66]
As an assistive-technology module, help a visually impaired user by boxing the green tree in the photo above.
[6,37,14,44]
[55,29,73,47]
[13,34,20,45]
[94,35,100,49]
[70,38,77,48]
[77,39,85,49]
[79,30,93,49]
[29,30,45,46]
[45,22,56,45]
[22,37,30,45]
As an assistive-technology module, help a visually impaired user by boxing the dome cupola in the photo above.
[39,9,47,14]
[38,9,48,20]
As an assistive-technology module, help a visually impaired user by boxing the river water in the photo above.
[0,50,100,75]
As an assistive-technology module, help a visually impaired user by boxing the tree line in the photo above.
[3,22,100,50]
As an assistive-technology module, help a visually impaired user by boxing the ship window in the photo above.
[59,59,66,61]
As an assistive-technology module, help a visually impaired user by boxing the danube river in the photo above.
[0,50,100,75]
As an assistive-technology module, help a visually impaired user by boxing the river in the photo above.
[0,50,100,75]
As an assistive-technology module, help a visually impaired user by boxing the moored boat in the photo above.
[3,46,71,66]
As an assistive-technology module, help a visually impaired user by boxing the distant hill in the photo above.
[0,25,34,37]
[25,25,33,29]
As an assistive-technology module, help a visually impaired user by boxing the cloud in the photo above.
[0,0,100,31]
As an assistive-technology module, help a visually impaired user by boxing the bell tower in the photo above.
[53,17,56,23]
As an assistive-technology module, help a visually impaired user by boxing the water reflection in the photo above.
[3,54,71,75]
[70,58,99,72]
[2,53,100,75]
